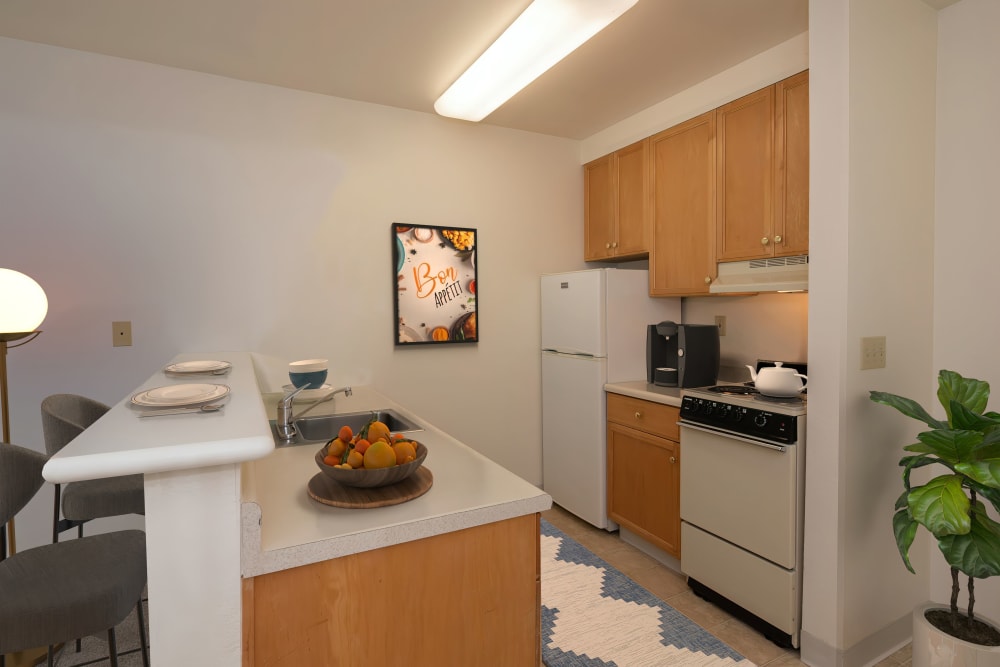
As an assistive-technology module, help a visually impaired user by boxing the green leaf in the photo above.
[893,509,919,574]
[937,506,1000,578]
[954,460,1000,491]
[938,370,990,422]
[870,391,946,429]
[970,483,1000,514]
[900,454,939,491]
[895,489,909,511]
[908,476,971,536]
[950,400,1000,431]
[914,429,982,465]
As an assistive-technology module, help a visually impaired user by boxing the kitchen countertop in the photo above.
[241,385,551,577]
[605,380,684,407]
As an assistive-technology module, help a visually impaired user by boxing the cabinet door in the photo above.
[716,86,774,262]
[649,110,716,296]
[774,71,809,257]
[584,154,615,261]
[607,422,680,558]
[614,139,649,258]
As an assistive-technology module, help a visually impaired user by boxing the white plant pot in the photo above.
[913,603,1000,667]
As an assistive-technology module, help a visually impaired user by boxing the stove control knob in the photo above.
[754,412,768,428]
[704,403,714,416]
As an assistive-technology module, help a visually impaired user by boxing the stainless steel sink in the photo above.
[271,409,422,447]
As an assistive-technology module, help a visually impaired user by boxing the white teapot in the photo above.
[746,362,808,397]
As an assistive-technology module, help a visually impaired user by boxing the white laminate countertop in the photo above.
[605,380,684,407]
[43,351,273,484]
[240,385,551,577]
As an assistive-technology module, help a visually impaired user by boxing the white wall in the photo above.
[684,293,809,377]
[0,36,585,552]
[931,0,1000,623]
[843,0,938,654]
[804,0,944,664]
[580,32,810,162]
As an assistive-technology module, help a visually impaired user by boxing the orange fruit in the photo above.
[327,438,348,458]
[431,327,449,341]
[392,433,405,442]
[367,421,391,444]
[392,441,416,465]
[354,438,371,455]
[346,450,364,469]
[338,425,353,442]
[364,441,396,469]
[323,454,339,466]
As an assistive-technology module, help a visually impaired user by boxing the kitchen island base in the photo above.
[242,513,541,666]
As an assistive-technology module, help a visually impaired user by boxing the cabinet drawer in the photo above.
[607,393,679,440]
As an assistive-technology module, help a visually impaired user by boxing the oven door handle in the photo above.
[678,421,789,452]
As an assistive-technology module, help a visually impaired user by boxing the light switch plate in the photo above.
[861,336,886,370]
[113,321,133,347]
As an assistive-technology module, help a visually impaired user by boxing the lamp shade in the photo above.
[0,268,48,333]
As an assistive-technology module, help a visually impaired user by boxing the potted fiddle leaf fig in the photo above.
[871,370,1000,649]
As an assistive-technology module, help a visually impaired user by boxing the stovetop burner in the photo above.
[706,385,759,396]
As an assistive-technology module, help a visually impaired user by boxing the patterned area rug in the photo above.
[541,519,755,667]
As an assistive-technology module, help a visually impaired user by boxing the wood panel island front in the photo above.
[42,352,551,666]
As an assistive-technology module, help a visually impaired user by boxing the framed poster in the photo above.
[393,223,478,345]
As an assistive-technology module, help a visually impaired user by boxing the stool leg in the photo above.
[47,646,54,667]
[137,598,150,667]
[107,627,119,667]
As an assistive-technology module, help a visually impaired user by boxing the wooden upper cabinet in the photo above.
[717,70,809,262]
[774,70,810,257]
[584,139,649,261]
[649,110,717,296]
[584,154,615,260]
[716,86,774,262]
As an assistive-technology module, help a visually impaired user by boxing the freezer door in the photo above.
[540,270,606,356]
[541,351,611,529]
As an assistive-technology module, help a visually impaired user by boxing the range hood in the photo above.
[709,255,809,294]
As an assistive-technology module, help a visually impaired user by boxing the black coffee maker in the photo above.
[646,321,720,388]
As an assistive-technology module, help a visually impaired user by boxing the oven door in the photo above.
[679,422,799,569]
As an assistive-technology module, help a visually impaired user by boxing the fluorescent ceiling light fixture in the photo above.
[435,0,639,122]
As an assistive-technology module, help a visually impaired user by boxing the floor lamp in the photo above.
[0,268,49,557]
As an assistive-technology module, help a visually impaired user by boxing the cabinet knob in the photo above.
[605,242,611,249]
[774,235,782,244]
[612,242,618,248]
[670,456,676,464]
[761,237,770,245]
[634,411,642,420]
[704,276,711,284]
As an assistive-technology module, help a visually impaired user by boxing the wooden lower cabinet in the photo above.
[606,394,681,558]
[242,514,541,667]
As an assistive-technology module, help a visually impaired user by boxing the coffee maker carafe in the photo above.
[646,321,720,388]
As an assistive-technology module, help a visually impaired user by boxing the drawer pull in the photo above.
[634,411,642,419]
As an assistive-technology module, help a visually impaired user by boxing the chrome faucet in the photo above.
[275,385,353,441]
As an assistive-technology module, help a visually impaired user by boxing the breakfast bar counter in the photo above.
[42,352,551,666]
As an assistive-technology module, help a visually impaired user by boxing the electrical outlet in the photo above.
[112,321,133,347]
[861,336,886,370]
[714,315,727,337]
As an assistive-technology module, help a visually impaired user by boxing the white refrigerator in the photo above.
[540,268,681,529]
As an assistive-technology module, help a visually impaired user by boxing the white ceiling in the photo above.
[1,0,813,139]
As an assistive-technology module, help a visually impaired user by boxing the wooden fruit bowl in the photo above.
[314,441,427,488]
